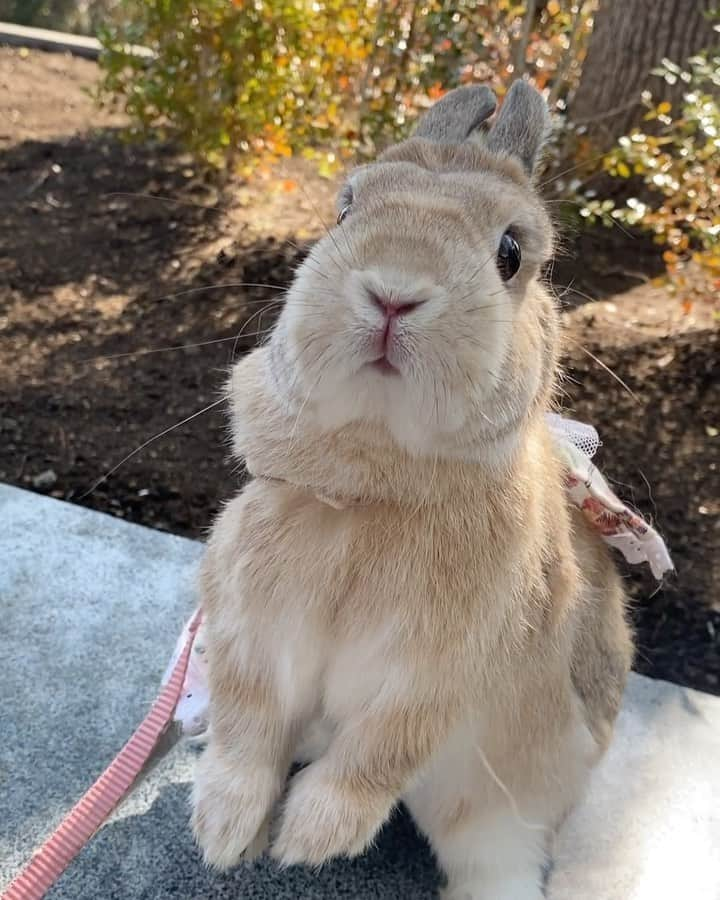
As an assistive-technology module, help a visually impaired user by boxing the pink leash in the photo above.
[1,610,203,900]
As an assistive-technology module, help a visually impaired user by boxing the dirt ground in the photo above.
[1,48,718,693]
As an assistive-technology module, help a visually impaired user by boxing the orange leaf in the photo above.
[428,82,446,100]
[681,299,693,315]
[282,179,298,193]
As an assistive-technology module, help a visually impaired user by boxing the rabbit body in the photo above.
[191,84,632,899]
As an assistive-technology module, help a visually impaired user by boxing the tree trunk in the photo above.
[570,0,719,147]
[511,0,539,81]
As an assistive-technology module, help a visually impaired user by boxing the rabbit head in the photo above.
[268,81,556,461]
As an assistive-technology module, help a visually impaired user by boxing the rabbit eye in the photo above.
[337,182,354,225]
[497,230,521,281]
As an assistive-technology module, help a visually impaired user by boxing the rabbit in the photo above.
[190,81,633,900]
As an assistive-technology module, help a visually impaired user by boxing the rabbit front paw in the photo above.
[271,762,393,867]
[191,749,277,869]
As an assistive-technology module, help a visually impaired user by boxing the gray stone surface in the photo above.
[1,483,719,899]
[549,676,720,900]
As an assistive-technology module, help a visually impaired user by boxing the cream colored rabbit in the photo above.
[191,81,633,899]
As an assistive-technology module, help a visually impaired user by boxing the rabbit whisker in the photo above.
[80,335,251,363]
[81,395,228,498]
[474,742,545,832]
[567,339,640,404]
[144,282,289,305]
[538,152,611,190]
[230,303,281,362]
[103,191,226,214]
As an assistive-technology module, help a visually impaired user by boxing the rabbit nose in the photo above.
[369,291,426,318]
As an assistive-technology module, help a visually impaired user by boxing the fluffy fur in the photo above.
[191,82,633,899]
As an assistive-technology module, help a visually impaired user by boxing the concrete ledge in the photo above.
[0,22,152,60]
[549,676,720,899]
[1,484,719,899]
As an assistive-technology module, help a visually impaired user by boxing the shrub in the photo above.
[96,0,596,174]
[577,53,720,309]
[97,0,376,174]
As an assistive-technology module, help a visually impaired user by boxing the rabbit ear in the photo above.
[414,85,497,143]
[486,80,550,174]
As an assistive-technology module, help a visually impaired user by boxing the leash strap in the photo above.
[1,610,203,900]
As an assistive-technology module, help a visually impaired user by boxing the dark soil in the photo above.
[1,48,718,694]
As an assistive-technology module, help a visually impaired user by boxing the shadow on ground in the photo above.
[0,128,306,533]
[563,327,720,692]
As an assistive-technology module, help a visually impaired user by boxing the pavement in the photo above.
[2,483,719,899]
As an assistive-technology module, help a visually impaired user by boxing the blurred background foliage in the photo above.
[3,0,718,302]
[581,53,720,307]
[92,0,597,175]
[0,0,121,34]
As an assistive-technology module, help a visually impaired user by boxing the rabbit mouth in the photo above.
[367,356,400,376]
[364,312,406,375]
